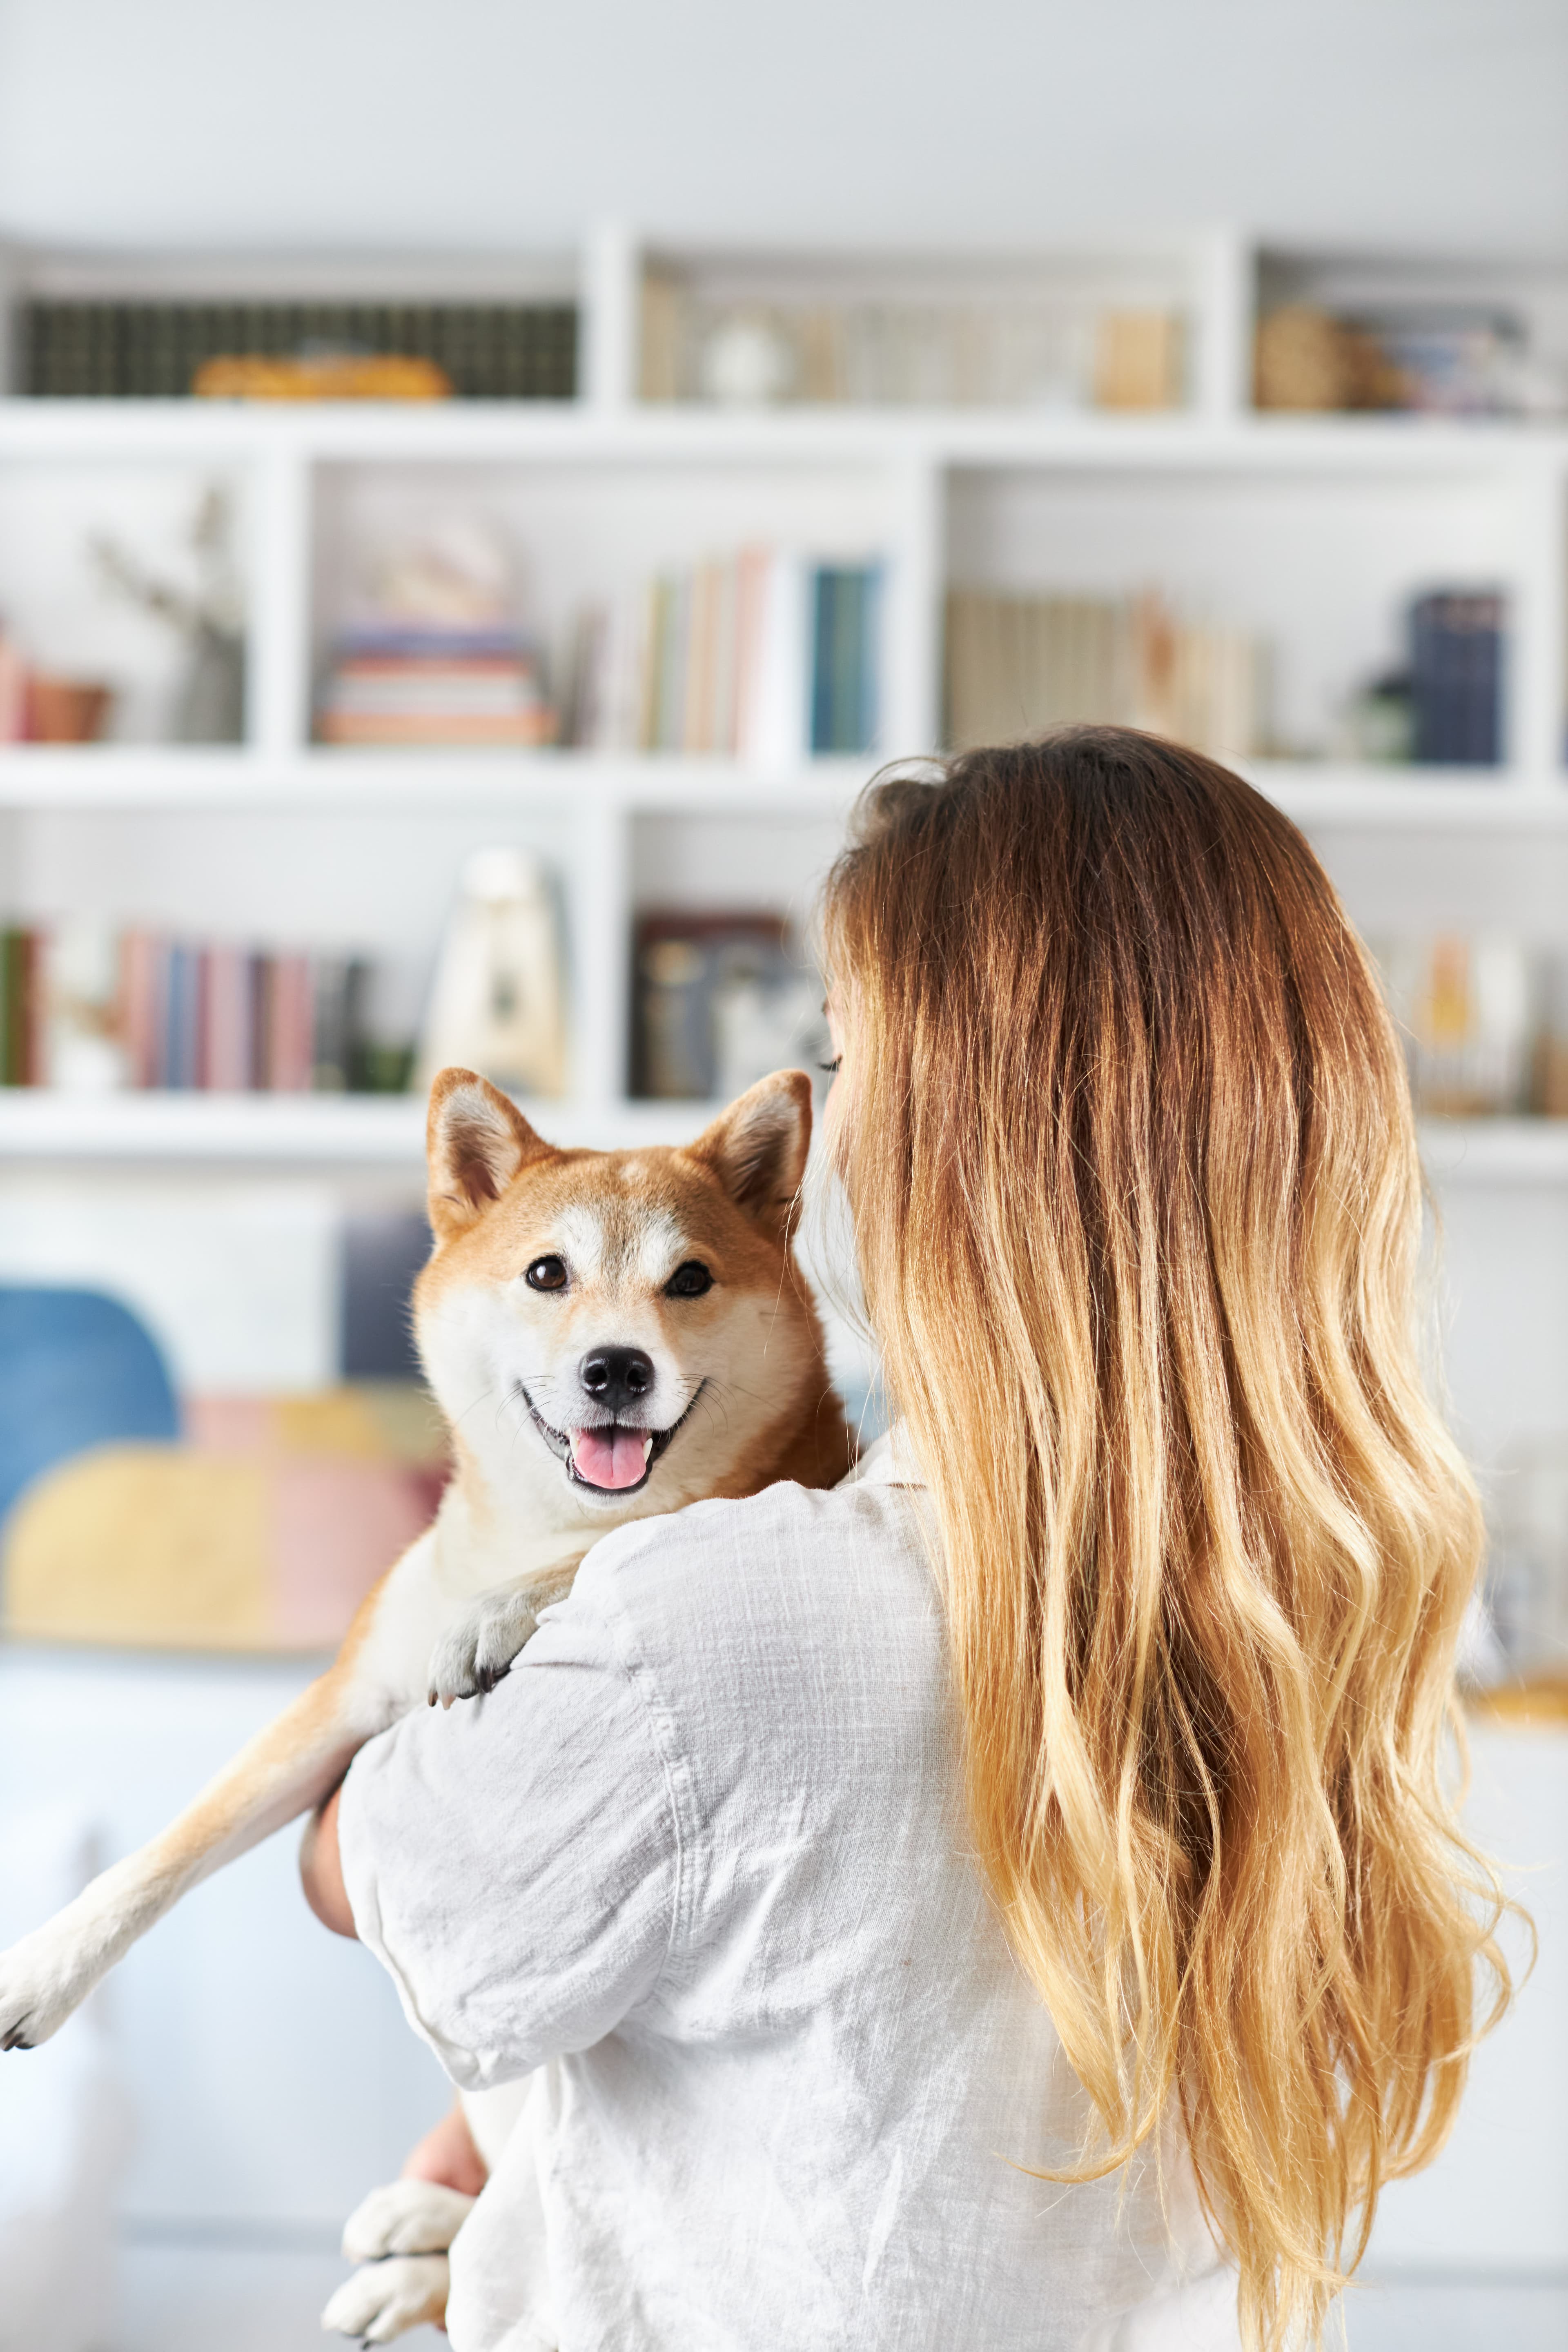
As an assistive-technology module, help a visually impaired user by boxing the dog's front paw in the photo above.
[342,2178,475,2262]
[0,1913,105,2051]
[427,1588,539,1708]
[322,2253,449,2342]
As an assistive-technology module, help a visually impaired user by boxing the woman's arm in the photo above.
[315,1586,679,2094]
[303,1785,488,2196]
[299,1783,356,1939]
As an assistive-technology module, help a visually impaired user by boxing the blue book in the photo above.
[1410,591,1503,766]
[811,564,881,754]
[163,944,201,1090]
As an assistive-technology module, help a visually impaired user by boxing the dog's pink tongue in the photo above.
[572,1428,648,1490]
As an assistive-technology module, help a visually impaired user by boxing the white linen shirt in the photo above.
[338,1430,1241,2352]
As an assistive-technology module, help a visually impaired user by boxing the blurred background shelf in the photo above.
[2,1092,1565,1181]
[15,750,1568,820]
[0,1087,710,1162]
[0,746,878,811]
[1419,1118,1568,1183]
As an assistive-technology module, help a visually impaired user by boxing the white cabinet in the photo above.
[0,1648,447,2230]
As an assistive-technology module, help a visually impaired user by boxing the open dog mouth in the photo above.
[518,1381,706,1497]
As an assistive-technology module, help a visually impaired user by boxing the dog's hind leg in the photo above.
[0,1615,403,2051]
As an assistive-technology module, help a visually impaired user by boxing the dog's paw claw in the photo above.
[426,1590,539,1708]
[323,2253,450,2342]
[0,1911,107,2053]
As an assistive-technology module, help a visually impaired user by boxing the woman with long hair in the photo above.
[819,731,1509,2345]
[305,728,1507,2350]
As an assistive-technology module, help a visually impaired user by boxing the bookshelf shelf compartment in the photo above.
[945,461,1526,771]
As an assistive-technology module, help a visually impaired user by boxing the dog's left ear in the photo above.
[427,1067,552,1241]
[688,1069,812,1236]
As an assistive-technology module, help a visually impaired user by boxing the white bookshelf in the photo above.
[0,228,1566,1206]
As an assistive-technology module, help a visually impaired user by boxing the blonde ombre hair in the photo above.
[822,731,1510,2349]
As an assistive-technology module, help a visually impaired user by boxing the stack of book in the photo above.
[562,551,880,763]
[944,588,1266,761]
[316,626,556,748]
[24,299,579,401]
[1254,304,1555,418]
[631,911,830,1102]
[1409,592,1505,765]
[0,922,416,1094]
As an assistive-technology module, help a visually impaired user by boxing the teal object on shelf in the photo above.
[0,1288,179,1528]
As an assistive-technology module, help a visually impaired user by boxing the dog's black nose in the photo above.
[579,1346,655,1415]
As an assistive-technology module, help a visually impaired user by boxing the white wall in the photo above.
[0,0,1564,256]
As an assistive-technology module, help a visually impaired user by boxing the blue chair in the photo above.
[0,1288,179,1530]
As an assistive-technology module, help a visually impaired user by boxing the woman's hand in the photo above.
[299,1781,356,1938]
[401,2099,488,2197]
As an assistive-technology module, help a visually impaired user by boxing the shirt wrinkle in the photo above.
[339,1426,1241,2352]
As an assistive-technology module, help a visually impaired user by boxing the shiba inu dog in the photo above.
[0,1064,851,2337]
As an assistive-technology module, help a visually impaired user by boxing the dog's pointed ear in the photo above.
[427,1068,551,1241]
[688,1069,813,1235]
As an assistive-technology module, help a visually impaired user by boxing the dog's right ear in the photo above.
[688,1068,813,1238]
[426,1068,551,1241]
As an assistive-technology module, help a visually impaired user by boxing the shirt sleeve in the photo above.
[336,1579,680,2091]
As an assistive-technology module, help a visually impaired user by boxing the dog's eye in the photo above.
[525,1256,568,1292]
[665,1261,713,1299]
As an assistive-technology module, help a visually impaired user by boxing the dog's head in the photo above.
[414,1067,843,1528]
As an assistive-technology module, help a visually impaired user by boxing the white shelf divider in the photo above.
[0,748,883,814]
[0,1088,713,1166]
[572,791,633,1115]
[1512,447,1568,782]
[1194,227,1253,427]
[1419,1119,1568,1186]
[249,443,312,757]
[0,1094,1561,1185]
[583,222,639,413]
[885,451,945,758]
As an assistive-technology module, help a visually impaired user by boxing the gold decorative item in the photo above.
[192,354,452,401]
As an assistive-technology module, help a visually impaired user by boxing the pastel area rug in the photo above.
[0,1385,448,1653]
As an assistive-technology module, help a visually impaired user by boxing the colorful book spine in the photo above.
[0,925,423,1094]
[0,927,43,1085]
[560,543,883,766]
[943,586,1264,762]
[200,945,254,1092]
[118,932,163,1089]
[810,565,880,754]
[259,953,316,1092]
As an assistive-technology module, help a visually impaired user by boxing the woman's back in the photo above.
[342,1434,1234,2350]
[333,727,1510,2352]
